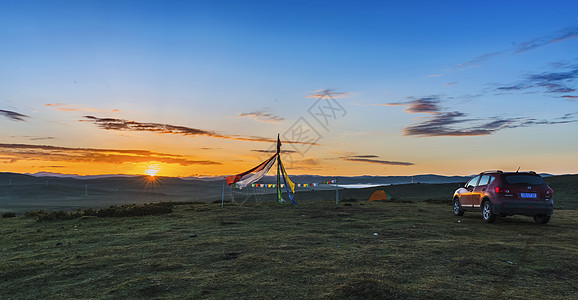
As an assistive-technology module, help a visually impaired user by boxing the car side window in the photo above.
[466,176,480,188]
[488,176,495,185]
[478,175,490,186]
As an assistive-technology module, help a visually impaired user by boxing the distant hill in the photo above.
[10,172,472,184]
[1,172,575,213]
[24,172,139,179]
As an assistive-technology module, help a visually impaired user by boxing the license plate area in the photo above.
[520,192,537,199]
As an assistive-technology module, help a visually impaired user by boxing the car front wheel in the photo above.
[482,201,497,223]
[453,198,465,216]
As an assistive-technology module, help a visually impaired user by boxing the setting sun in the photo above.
[144,164,160,177]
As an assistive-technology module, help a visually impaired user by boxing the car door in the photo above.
[472,175,490,208]
[461,175,480,207]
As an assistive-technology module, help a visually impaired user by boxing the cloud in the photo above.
[348,155,379,159]
[10,136,56,141]
[30,137,56,141]
[515,26,578,54]
[529,67,578,82]
[496,66,578,96]
[46,103,120,113]
[239,110,284,123]
[383,96,442,114]
[496,84,533,92]
[1,109,29,121]
[82,115,319,146]
[537,83,575,93]
[403,112,512,137]
[0,143,221,166]
[385,95,577,137]
[83,115,215,135]
[557,112,578,120]
[561,95,578,99]
[457,52,502,70]
[307,89,350,99]
[340,154,414,166]
[402,111,576,137]
[455,26,578,70]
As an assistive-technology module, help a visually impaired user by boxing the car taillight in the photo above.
[546,188,553,195]
[494,186,510,194]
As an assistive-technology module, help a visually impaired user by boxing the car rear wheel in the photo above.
[533,214,550,224]
[453,198,464,216]
[482,201,497,223]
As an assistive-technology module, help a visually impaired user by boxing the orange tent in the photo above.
[368,190,389,201]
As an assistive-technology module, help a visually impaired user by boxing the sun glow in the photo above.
[144,164,160,177]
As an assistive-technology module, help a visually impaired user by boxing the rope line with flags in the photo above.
[234,180,337,189]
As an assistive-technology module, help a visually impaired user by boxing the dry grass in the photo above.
[1,200,577,299]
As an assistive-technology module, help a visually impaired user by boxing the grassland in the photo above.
[1,199,577,299]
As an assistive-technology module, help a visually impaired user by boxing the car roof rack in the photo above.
[481,170,503,174]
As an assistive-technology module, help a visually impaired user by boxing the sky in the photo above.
[1,0,577,177]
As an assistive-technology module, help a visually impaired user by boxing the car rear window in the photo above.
[504,174,546,186]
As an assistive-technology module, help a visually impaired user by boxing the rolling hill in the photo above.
[1,172,576,213]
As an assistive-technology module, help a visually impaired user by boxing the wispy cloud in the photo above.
[403,112,512,137]
[380,96,442,114]
[456,25,578,70]
[10,136,56,141]
[529,67,578,82]
[29,137,56,141]
[457,52,502,70]
[495,84,533,92]
[385,95,577,137]
[46,103,120,113]
[340,154,414,166]
[402,111,576,137]
[0,143,221,166]
[307,89,350,99]
[495,66,578,97]
[515,26,578,54]
[82,116,319,146]
[1,109,29,121]
[239,110,284,123]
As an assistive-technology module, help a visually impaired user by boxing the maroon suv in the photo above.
[453,171,554,224]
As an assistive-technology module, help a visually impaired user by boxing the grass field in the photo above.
[1,199,577,299]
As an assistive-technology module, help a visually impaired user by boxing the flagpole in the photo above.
[335,177,339,206]
[221,179,225,208]
[276,134,282,203]
[277,155,282,202]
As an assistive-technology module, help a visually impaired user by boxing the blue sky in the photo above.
[1,1,577,176]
